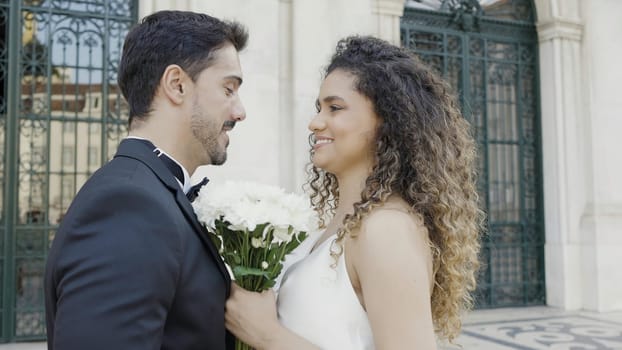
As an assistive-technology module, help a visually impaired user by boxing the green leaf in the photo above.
[225,252,241,265]
[232,266,271,279]
[285,231,308,252]
[251,223,268,238]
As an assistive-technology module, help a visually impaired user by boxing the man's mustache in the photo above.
[223,120,236,130]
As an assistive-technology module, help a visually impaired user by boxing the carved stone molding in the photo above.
[537,16,583,42]
[372,0,405,17]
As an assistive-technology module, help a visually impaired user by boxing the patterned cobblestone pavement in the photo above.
[443,307,622,350]
[1,307,621,349]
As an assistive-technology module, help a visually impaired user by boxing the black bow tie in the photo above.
[131,138,209,202]
[155,151,209,201]
[186,177,209,202]
[154,150,209,201]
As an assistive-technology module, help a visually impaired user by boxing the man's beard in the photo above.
[190,111,227,166]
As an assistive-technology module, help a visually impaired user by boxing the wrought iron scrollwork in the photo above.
[446,0,483,31]
[1,0,136,340]
[407,0,535,23]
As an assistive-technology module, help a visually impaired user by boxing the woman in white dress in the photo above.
[225,36,483,349]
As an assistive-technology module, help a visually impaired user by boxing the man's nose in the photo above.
[232,99,246,121]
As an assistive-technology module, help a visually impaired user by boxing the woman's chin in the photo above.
[311,156,326,169]
[312,162,333,174]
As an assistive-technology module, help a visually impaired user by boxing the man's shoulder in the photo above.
[55,157,181,244]
[65,157,174,222]
[81,156,161,193]
[95,153,153,179]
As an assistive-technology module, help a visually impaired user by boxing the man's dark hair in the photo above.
[117,10,248,125]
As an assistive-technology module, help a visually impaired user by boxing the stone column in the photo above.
[537,0,622,311]
[278,0,295,191]
[536,0,586,310]
[372,0,405,45]
[577,0,622,311]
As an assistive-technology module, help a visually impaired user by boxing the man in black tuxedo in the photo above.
[44,11,247,349]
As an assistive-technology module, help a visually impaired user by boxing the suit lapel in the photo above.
[114,139,231,292]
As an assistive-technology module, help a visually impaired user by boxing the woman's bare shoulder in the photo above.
[360,198,426,234]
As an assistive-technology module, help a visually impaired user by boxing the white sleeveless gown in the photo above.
[277,235,375,349]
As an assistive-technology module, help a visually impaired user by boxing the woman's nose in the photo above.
[308,114,325,132]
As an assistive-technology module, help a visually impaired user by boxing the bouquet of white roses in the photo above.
[192,179,316,298]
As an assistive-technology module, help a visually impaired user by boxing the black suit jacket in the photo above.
[45,138,233,350]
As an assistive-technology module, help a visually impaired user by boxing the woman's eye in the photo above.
[329,105,342,112]
[225,87,234,96]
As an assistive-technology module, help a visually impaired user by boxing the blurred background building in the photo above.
[0,0,619,343]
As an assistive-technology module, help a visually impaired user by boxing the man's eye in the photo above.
[225,87,234,96]
[329,105,342,112]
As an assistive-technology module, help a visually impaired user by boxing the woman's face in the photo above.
[308,69,379,176]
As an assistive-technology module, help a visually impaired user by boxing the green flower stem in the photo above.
[235,339,253,350]
[241,228,250,288]
[266,236,289,283]
[250,225,264,290]
[255,226,273,291]
[213,222,308,293]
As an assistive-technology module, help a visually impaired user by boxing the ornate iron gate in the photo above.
[0,0,136,341]
[401,0,545,308]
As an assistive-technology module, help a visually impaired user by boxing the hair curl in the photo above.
[305,36,484,342]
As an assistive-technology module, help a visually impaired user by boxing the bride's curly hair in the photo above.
[305,36,484,342]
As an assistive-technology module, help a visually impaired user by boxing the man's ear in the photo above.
[160,64,188,105]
